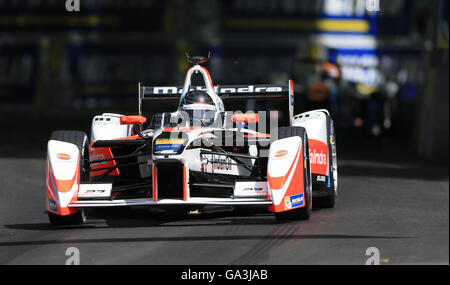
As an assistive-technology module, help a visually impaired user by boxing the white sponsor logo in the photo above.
[310,149,327,165]
[317,175,326,182]
[234,181,268,197]
[78,183,112,198]
[291,195,303,205]
[147,85,283,95]
[202,154,239,175]
[153,86,180,94]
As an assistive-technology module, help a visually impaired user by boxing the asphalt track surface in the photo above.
[0,112,448,265]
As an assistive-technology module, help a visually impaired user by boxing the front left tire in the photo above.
[48,130,89,226]
[274,126,312,221]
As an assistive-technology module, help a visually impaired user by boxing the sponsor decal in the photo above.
[155,139,185,151]
[330,121,334,144]
[308,139,328,176]
[244,187,262,191]
[155,144,183,150]
[210,156,233,171]
[317,175,326,182]
[284,194,304,210]
[290,194,304,207]
[89,147,119,176]
[78,183,112,198]
[48,198,58,212]
[90,153,106,165]
[57,153,71,161]
[234,181,268,197]
[145,85,285,95]
[274,150,288,158]
[155,139,185,145]
[310,149,327,165]
[202,154,239,175]
[284,196,292,209]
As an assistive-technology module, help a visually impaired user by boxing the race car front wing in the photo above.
[68,196,273,208]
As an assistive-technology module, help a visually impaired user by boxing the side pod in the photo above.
[267,136,306,213]
[46,140,81,216]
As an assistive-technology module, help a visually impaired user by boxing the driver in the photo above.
[178,90,218,127]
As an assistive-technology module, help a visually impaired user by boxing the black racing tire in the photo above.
[315,116,338,208]
[274,126,312,221]
[47,130,89,226]
[48,209,87,226]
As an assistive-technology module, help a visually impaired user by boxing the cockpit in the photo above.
[178,90,218,127]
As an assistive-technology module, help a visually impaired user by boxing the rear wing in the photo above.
[138,81,295,125]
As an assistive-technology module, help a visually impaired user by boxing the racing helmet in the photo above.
[178,90,218,127]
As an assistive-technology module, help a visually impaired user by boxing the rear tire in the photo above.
[274,127,312,221]
[316,118,338,208]
[48,130,89,226]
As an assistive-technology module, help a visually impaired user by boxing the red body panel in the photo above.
[89,143,119,177]
[309,139,328,176]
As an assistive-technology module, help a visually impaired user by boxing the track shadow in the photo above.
[3,223,99,231]
[4,206,278,230]
[4,205,332,231]
[94,206,276,228]
[0,233,409,248]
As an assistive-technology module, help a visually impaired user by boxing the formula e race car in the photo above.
[45,54,338,225]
